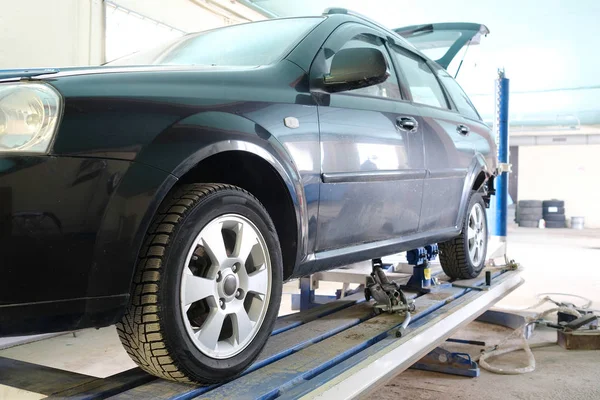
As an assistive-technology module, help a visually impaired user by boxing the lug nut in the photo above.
[216,271,222,282]
[236,289,243,299]
[219,298,225,309]
[232,264,238,273]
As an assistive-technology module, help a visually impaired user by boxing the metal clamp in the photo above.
[496,163,512,174]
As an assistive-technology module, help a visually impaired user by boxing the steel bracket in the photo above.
[496,162,512,174]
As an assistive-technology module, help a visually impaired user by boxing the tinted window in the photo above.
[107,18,323,66]
[435,68,481,120]
[326,34,401,100]
[391,46,448,109]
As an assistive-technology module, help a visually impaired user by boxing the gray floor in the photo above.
[375,322,600,400]
[375,225,600,400]
[1,226,599,399]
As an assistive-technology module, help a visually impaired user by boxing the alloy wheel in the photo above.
[467,203,485,266]
[180,214,271,359]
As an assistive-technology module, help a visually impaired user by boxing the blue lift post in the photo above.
[493,69,510,243]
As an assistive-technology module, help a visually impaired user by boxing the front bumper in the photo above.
[0,155,176,335]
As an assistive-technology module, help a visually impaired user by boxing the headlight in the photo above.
[0,82,62,153]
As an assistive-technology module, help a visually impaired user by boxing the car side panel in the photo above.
[316,98,425,250]
[49,61,317,266]
[414,104,474,232]
[464,117,497,174]
[0,156,175,335]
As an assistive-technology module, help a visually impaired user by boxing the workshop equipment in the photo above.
[365,258,415,314]
[0,268,523,400]
[400,244,440,294]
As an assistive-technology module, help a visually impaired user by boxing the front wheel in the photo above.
[117,183,283,384]
[439,191,488,279]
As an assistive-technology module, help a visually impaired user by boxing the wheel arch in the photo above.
[175,144,305,280]
[455,154,493,230]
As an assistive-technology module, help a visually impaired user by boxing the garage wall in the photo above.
[517,145,600,228]
[110,0,266,32]
[0,0,105,68]
[0,0,266,68]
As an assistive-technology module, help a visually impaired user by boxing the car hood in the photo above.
[0,64,260,82]
[394,22,489,70]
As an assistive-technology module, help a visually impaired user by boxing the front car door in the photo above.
[311,23,426,253]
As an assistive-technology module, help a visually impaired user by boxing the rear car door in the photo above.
[393,22,493,232]
[433,65,495,170]
[312,23,426,252]
[389,43,474,232]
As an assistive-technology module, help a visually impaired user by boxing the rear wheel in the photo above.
[439,191,488,279]
[117,183,282,384]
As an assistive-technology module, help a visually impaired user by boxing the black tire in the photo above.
[519,207,543,216]
[519,212,543,221]
[543,199,564,208]
[546,220,566,228]
[544,214,566,222]
[117,184,283,384]
[519,200,542,208]
[543,207,565,214]
[519,220,539,228]
[439,191,487,279]
[519,215,543,222]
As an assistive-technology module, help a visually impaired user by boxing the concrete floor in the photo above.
[375,322,600,400]
[374,225,600,400]
[1,226,599,399]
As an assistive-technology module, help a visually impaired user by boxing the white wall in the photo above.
[111,0,266,32]
[518,145,600,228]
[104,0,267,62]
[0,0,105,68]
[0,0,266,68]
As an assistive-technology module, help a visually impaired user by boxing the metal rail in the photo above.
[301,272,522,399]
[0,269,522,400]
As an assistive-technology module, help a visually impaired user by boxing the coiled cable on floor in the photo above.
[476,293,596,375]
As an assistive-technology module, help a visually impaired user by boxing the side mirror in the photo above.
[323,47,390,93]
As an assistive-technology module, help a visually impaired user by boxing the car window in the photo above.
[390,45,449,109]
[435,68,481,120]
[106,17,324,66]
[325,34,401,100]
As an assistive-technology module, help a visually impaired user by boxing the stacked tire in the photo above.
[517,200,543,227]
[543,199,566,228]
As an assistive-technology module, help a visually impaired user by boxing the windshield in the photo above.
[107,17,324,67]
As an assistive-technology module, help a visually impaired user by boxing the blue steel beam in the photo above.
[494,70,510,238]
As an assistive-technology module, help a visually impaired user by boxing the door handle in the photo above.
[396,116,418,132]
[457,124,470,135]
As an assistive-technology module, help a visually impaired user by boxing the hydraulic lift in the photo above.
[0,264,522,400]
[0,64,518,400]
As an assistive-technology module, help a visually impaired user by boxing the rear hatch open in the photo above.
[394,23,489,77]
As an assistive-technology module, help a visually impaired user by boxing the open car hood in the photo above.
[394,23,489,70]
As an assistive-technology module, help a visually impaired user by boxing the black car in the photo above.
[0,9,495,384]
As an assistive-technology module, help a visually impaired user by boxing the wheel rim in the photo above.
[180,214,272,359]
[467,203,486,266]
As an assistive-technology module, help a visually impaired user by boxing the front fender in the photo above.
[136,110,309,265]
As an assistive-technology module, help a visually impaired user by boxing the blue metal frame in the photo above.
[494,70,510,238]
[0,269,519,400]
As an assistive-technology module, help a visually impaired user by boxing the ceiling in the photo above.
[247,0,600,126]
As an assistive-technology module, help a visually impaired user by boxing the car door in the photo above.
[389,43,474,232]
[311,23,426,252]
[433,65,495,171]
